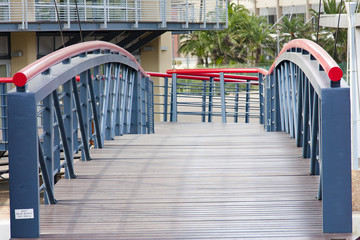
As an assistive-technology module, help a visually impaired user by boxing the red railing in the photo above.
[12,41,149,87]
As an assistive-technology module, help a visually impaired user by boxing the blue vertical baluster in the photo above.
[53,110,60,181]
[52,89,76,179]
[130,71,141,134]
[258,73,264,125]
[302,77,310,158]
[92,66,101,148]
[141,76,147,134]
[164,77,168,122]
[296,70,304,147]
[87,69,103,148]
[126,70,136,134]
[100,63,112,143]
[42,95,55,204]
[290,63,298,139]
[71,77,91,161]
[220,72,226,123]
[79,71,90,160]
[245,80,250,123]
[310,93,319,175]
[276,68,285,131]
[208,77,213,122]
[119,66,129,134]
[110,65,121,139]
[63,81,74,178]
[0,83,7,149]
[202,80,207,122]
[234,83,239,123]
[171,73,178,122]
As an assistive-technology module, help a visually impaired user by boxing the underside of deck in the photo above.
[34,122,352,239]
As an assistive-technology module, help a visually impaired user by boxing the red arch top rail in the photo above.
[268,39,343,81]
[13,41,149,87]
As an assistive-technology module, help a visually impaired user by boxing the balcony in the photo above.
[0,0,228,31]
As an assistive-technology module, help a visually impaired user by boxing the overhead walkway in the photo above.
[36,122,351,240]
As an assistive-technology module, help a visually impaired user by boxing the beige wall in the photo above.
[141,32,172,122]
[10,32,37,75]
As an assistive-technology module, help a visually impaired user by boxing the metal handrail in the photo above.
[262,39,351,233]
[8,41,154,238]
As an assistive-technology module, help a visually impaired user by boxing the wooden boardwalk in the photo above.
[36,122,353,239]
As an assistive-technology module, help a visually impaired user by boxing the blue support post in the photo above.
[234,83,239,123]
[164,77,168,122]
[8,92,40,238]
[321,87,352,233]
[42,95,54,204]
[71,77,91,161]
[63,81,74,178]
[208,77,214,122]
[296,70,304,147]
[245,80,250,123]
[101,64,112,141]
[126,70,135,134]
[258,73,264,125]
[202,80,207,122]
[265,74,272,131]
[141,76,147,134]
[52,90,76,179]
[130,71,140,134]
[119,67,129,135]
[53,114,60,177]
[171,73,177,122]
[79,71,90,160]
[220,72,226,123]
[302,78,310,158]
[87,69,103,148]
[310,93,319,175]
[110,65,121,139]
[0,83,7,149]
[276,68,285,131]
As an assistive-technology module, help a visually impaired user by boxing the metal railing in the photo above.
[261,39,351,233]
[8,41,154,238]
[148,70,263,123]
[3,0,228,29]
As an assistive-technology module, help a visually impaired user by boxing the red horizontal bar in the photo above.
[268,39,343,81]
[167,68,268,76]
[147,72,258,85]
[0,77,14,83]
[13,41,149,87]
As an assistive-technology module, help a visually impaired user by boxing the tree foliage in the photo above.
[178,0,347,67]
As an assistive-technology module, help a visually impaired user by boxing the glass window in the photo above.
[38,36,54,55]
[0,36,8,56]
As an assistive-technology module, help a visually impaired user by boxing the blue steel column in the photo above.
[110,65,121,139]
[202,80,207,122]
[302,78,310,158]
[234,83,239,123]
[126,70,135,134]
[245,80,250,123]
[296,70,304,147]
[101,64,112,141]
[163,77,168,122]
[321,87,352,233]
[42,95,54,204]
[93,66,102,147]
[141,76,147,134]
[220,72,226,123]
[8,92,40,238]
[52,90,76,179]
[79,71,90,160]
[63,81,74,178]
[258,73,264,125]
[171,73,178,122]
[87,69,103,148]
[119,67,129,135]
[71,77,91,161]
[208,77,213,122]
[130,71,140,134]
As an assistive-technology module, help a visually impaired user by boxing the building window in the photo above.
[0,34,10,59]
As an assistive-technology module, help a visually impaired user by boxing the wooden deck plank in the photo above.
[34,123,354,239]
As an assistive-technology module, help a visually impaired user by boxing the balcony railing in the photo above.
[1,0,228,30]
